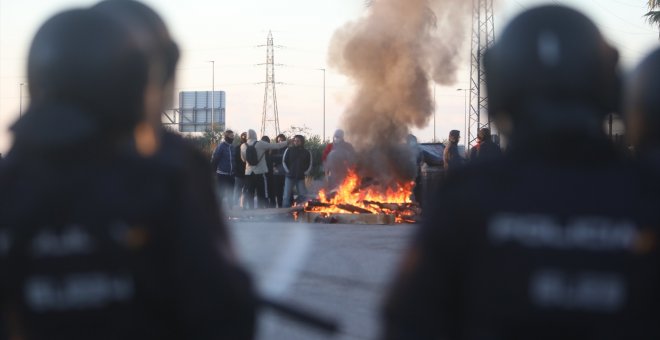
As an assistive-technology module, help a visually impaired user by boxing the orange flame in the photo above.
[306,169,416,221]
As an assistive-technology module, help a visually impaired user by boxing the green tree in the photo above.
[183,126,225,160]
[645,0,660,39]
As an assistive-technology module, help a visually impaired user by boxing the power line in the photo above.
[511,0,527,10]
[608,0,645,8]
[591,0,653,31]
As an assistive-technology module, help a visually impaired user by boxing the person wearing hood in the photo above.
[282,135,313,207]
[324,129,356,190]
[240,129,287,209]
[0,3,255,339]
[322,129,355,163]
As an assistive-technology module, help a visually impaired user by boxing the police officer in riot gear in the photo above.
[383,5,660,339]
[0,4,255,340]
[625,47,660,167]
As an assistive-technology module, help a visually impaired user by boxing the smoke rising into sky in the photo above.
[329,0,470,182]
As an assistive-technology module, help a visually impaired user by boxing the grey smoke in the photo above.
[328,0,470,183]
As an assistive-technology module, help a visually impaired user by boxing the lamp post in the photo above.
[457,88,469,145]
[433,84,436,142]
[19,83,24,117]
[208,60,215,133]
[318,68,326,142]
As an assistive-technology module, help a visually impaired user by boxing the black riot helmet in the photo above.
[625,48,660,151]
[483,5,620,133]
[13,8,148,147]
[92,0,180,87]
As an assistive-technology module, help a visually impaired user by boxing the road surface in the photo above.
[229,221,416,340]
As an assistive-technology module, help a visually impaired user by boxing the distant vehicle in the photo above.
[420,143,444,166]
[420,143,468,167]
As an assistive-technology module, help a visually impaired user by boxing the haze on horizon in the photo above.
[0,0,657,154]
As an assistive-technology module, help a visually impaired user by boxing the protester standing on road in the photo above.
[282,135,312,207]
[211,129,236,208]
[384,5,660,339]
[324,129,356,190]
[0,3,256,339]
[442,129,464,173]
[322,129,354,164]
[270,133,288,207]
[260,136,276,208]
[234,132,248,209]
[241,129,287,209]
[468,127,502,162]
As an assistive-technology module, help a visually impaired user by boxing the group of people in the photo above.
[442,127,502,172]
[3,1,660,339]
[211,127,359,210]
[211,129,312,209]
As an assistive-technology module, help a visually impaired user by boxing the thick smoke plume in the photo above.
[329,0,470,183]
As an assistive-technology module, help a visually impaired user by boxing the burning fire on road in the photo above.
[295,170,421,224]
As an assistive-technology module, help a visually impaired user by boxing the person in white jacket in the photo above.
[240,129,288,208]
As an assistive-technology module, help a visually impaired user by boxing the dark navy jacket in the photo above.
[384,133,660,340]
[0,117,255,340]
[211,141,234,176]
[282,146,312,180]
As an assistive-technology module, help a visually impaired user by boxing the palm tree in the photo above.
[645,0,660,39]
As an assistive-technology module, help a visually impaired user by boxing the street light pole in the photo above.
[19,83,24,117]
[433,84,436,142]
[318,68,326,142]
[457,88,468,144]
[323,68,326,142]
[209,60,215,133]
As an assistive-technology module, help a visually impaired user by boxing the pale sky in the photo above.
[0,0,658,154]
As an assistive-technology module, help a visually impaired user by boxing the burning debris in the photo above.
[295,170,421,224]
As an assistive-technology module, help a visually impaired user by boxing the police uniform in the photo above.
[0,7,255,339]
[0,112,256,340]
[383,137,660,339]
[383,5,660,339]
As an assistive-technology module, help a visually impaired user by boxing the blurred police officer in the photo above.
[625,47,660,168]
[383,5,660,340]
[0,3,254,340]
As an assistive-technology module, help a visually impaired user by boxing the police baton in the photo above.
[258,295,340,334]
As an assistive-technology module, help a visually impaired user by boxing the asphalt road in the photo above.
[229,221,416,340]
